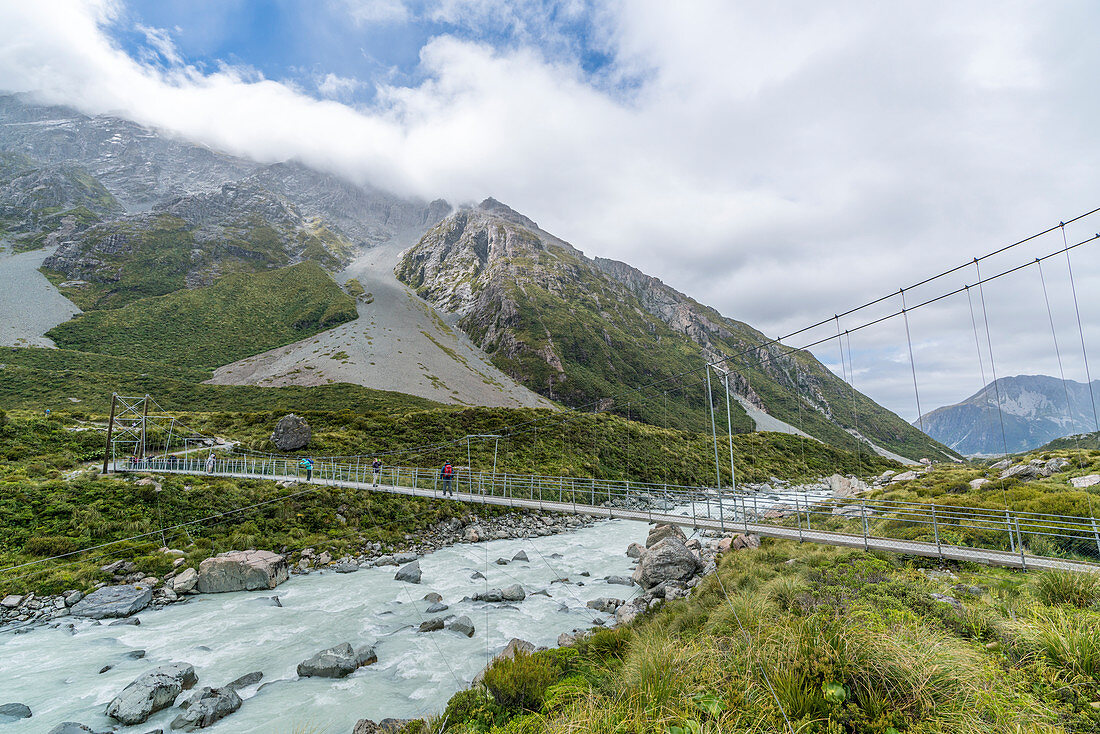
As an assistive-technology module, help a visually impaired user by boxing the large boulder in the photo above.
[1071,474,1100,488]
[196,550,288,593]
[645,523,686,549]
[105,662,197,725]
[632,538,703,589]
[1001,463,1043,481]
[171,567,199,594]
[47,725,106,734]
[394,561,422,584]
[827,474,868,497]
[297,643,377,678]
[71,585,152,619]
[270,414,311,451]
[625,543,645,559]
[171,686,242,731]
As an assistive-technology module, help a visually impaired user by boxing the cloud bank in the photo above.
[2,0,1099,421]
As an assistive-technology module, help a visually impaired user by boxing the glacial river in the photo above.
[0,519,648,733]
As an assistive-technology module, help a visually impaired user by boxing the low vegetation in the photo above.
[0,407,894,598]
[432,541,1100,734]
[46,262,358,369]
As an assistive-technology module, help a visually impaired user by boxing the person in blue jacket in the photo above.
[300,457,314,482]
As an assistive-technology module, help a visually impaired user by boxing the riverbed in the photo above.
[0,245,81,348]
[0,519,648,733]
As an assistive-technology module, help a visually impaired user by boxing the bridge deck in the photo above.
[140,467,1100,574]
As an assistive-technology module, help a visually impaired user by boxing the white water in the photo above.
[0,520,647,734]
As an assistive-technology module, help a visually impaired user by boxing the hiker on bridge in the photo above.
[205,452,216,473]
[372,458,382,487]
[440,461,455,497]
[300,457,314,482]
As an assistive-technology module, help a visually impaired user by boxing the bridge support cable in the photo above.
[1037,257,1090,467]
[900,289,925,436]
[844,329,863,470]
[973,259,1019,559]
[1061,223,1100,436]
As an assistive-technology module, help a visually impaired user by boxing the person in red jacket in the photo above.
[440,461,454,496]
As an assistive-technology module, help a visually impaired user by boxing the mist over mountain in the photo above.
[918,374,1100,455]
[0,94,953,461]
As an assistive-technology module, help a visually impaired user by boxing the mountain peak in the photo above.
[476,197,540,231]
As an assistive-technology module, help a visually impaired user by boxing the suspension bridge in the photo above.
[84,208,1100,577]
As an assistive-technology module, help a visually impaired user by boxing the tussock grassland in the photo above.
[426,542,1100,734]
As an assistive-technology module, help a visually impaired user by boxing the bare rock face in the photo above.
[196,550,288,593]
[105,662,197,725]
[270,414,311,451]
[632,538,703,589]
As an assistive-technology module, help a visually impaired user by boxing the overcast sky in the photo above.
[2,0,1099,424]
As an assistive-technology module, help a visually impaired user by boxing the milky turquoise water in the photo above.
[0,520,648,734]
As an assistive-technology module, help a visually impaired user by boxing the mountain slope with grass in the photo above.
[397,199,953,462]
[45,262,358,369]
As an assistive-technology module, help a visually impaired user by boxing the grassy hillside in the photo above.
[0,408,895,597]
[1041,432,1100,452]
[45,262,358,369]
[0,347,441,414]
[437,541,1100,734]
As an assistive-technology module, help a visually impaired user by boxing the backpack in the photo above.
[442,464,453,477]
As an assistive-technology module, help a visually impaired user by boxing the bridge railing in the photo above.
[115,455,1100,567]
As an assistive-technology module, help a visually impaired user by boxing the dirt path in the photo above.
[207,231,553,409]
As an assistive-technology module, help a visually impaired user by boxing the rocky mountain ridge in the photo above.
[397,200,952,460]
[919,374,1100,454]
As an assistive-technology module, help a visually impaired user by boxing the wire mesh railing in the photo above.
[116,453,1100,570]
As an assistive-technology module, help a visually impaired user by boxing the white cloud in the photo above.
[317,72,363,99]
[135,23,182,66]
[1,0,1099,420]
[337,0,409,25]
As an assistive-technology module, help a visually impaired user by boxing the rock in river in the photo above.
[171,686,242,731]
[0,702,31,722]
[632,538,702,589]
[105,662,197,725]
[297,643,377,678]
[447,616,475,637]
[394,560,422,584]
[645,523,686,548]
[501,584,526,602]
[70,585,152,619]
[196,550,288,593]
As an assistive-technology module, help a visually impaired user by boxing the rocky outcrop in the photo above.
[270,414,311,451]
[171,567,199,594]
[105,662,197,725]
[196,550,288,593]
[297,643,377,678]
[47,724,106,734]
[632,538,703,589]
[70,585,152,619]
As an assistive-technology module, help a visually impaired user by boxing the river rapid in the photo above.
[0,519,649,733]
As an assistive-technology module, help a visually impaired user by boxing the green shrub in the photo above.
[482,652,560,713]
[442,688,503,731]
[22,535,80,557]
[1034,570,1100,608]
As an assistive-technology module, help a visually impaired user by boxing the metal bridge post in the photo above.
[1092,517,1100,559]
[741,491,749,534]
[932,504,942,559]
[796,496,803,543]
[1005,510,1016,553]
[860,500,869,551]
[1016,517,1026,569]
